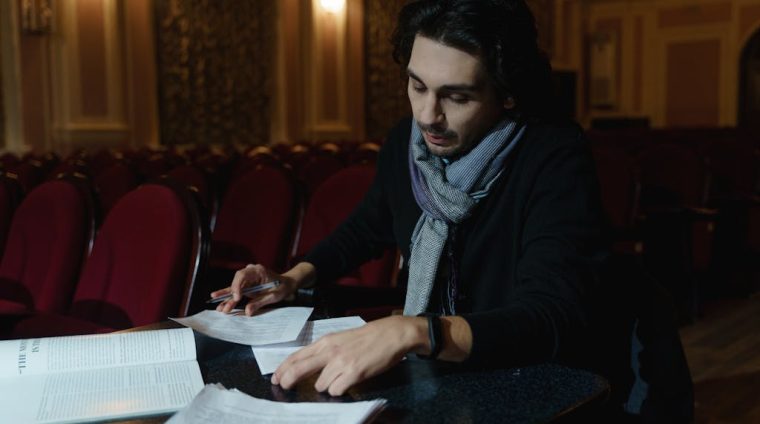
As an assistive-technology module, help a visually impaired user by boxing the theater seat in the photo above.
[211,165,299,272]
[0,178,96,317]
[94,163,140,215]
[0,174,22,261]
[10,181,208,338]
[295,164,401,317]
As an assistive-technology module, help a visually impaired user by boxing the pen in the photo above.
[206,280,281,304]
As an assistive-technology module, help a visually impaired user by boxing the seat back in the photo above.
[0,174,23,260]
[68,181,208,328]
[165,164,217,229]
[212,165,299,272]
[0,178,96,313]
[592,146,640,229]
[297,154,345,197]
[636,144,710,210]
[94,163,140,215]
[296,164,396,288]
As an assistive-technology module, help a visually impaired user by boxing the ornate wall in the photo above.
[155,0,276,146]
[0,32,4,149]
[364,0,409,140]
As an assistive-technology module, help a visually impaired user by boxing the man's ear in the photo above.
[504,96,515,109]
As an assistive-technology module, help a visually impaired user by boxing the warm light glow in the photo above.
[320,0,344,13]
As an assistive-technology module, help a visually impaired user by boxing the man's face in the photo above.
[407,35,508,158]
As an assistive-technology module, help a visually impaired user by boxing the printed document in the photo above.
[252,316,366,374]
[171,307,313,346]
[167,383,386,424]
[0,328,204,423]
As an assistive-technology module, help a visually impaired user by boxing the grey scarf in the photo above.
[403,119,526,315]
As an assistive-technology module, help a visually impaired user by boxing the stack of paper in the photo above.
[168,383,386,424]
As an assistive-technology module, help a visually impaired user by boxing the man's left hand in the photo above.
[271,315,427,396]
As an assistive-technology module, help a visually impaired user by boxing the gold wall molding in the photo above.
[582,0,760,127]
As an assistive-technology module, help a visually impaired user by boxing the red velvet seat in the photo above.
[635,144,715,323]
[295,164,400,318]
[6,162,44,194]
[211,165,299,272]
[296,164,397,289]
[10,181,208,338]
[94,163,140,215]
[297,154,345,197]
[0,174,22,261]
[591,146,643,256]
[165,164,216,222]
[0,178,96,316]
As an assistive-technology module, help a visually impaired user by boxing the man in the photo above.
[212,1,691,421]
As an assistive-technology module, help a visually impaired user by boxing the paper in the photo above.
[171,307,313,346]
[252,316,366,375]
[0,328,204,424]
[167,383,386,424]
[0,327,196,377]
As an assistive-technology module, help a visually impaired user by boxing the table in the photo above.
[123,321,609,423]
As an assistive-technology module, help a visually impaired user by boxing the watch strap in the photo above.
[416,313,443,360]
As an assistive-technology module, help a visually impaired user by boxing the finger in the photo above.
[244,292,280,316]
[326,372,355,397]
[314,360,343,393]
[228,266,255,302]
[272,344,323,386]
[209,287,231,299]
[221,299,237,314]
[276,352,328,390]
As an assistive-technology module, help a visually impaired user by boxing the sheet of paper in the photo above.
[167,383,386,424]
[252,316,366,375]
[0,361,204,424]
[171,307,313,346]
[0,327,196,378]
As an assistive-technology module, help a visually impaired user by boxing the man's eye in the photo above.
[448,95,469,104]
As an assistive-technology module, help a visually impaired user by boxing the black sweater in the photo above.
[305,117,607,367]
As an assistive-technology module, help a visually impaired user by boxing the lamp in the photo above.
[320,0,344,14]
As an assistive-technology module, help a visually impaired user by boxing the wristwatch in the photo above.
[416,313,443,360]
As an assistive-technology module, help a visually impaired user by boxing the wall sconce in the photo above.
[320,0,345,14]
[21,0,53,35]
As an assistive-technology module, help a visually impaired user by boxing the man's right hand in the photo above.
[210,262,315,316]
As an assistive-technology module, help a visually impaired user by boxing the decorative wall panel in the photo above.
[155,0,275,146]
[364,0,408,140]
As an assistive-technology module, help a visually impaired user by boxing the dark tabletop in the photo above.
[122,322,609,423]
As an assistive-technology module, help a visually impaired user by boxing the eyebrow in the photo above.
[407,69,480,93]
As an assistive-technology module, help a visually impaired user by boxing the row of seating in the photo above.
[589,129,760,323]
[0,158,401,339]
[0,176,206,338]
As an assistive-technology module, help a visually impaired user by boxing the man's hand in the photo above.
[210,262,315,316]
[271,315,428,396]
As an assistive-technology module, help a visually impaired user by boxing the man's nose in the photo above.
[418,95,445,126]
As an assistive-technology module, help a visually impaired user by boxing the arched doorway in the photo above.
[739,29,760,134]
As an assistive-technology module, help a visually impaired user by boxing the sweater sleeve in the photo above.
[303,133,401,284]
[462,126,606,366]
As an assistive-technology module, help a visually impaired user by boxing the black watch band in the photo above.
[416,313,443,360]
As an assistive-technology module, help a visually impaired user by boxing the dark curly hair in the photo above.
[392,0,555,120]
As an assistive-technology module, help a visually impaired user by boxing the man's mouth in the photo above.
[423,132,450,146]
